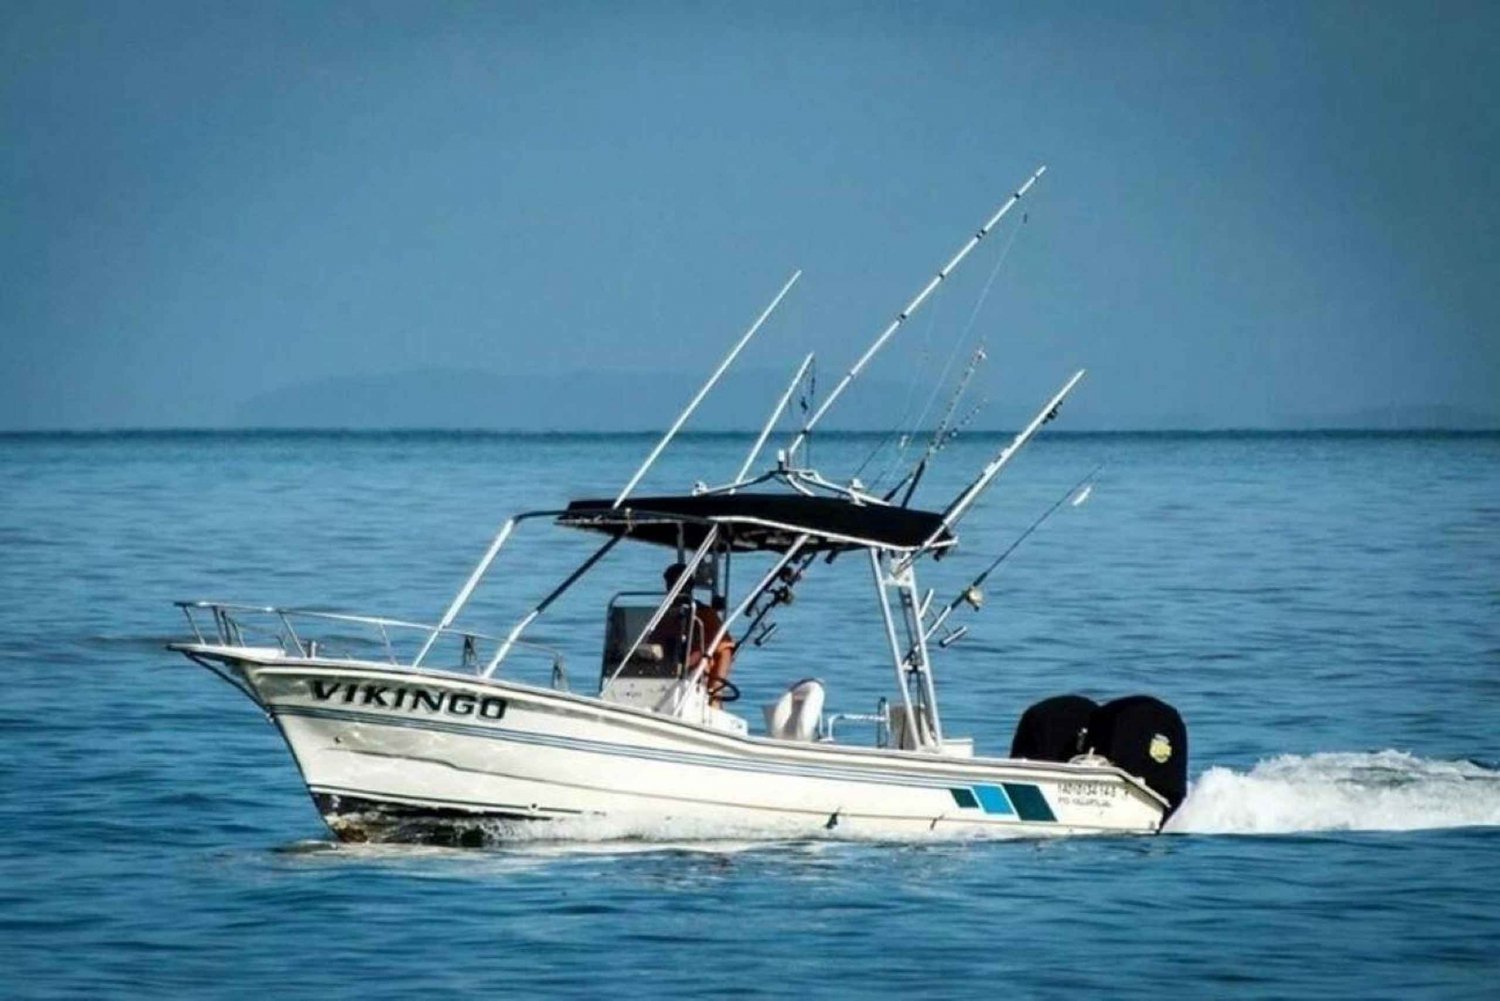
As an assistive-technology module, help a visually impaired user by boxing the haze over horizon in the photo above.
[4,2,1497,431]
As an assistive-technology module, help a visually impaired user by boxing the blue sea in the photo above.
[2,429,1497,999]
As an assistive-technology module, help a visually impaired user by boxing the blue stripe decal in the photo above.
[972,784,1015,815]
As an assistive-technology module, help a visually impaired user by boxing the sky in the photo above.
[3,1,1497,430]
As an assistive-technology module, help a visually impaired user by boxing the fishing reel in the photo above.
[932,587,984,648]
[745,564,805,648]
[769,564,802,607]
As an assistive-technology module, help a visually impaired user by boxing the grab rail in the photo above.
[174,600,566,683]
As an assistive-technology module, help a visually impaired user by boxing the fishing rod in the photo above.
[884,344,988,507]
[786,165,1046,458]
[856,197,1027,493]
[923,464,1102,648]
[883,400,986,507]
[745,171,1048,648]
[739,558,807,648]
[752,370,996,647]
[747,399,998,650]
[754,365,1074,650]
[902,199,1028,457]
[899,368,1085,573]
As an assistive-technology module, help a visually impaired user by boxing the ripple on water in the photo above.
[2,431,1498,999]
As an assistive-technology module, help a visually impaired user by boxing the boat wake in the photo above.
[273,751,1500,857]
[1165,750,1500,835]
[297,751,1500,852]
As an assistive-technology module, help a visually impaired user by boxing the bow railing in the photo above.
[173,600,568,688]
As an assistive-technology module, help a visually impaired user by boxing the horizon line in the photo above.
[2,425,1498,437]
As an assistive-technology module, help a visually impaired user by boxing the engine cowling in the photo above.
[1009,694,1098,762]
[1086,695,1188,815]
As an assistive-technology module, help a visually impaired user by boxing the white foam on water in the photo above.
[474,812,820,852]
[475,812,1030,848]
[1166,750,1500,835]
[288,750,1500,858]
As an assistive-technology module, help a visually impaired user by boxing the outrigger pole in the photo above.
[785,165,1046,458]
[483,535,622,674]
[417,272,798,667]
[614,270,802,507]
[413,517,517,666]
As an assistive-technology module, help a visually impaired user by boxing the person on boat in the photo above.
[660,562,734,703]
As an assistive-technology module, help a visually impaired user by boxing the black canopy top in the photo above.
[558,493,955,554]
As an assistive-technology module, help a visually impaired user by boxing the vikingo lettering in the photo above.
[308,680,507,720]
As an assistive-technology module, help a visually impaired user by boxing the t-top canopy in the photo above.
[558,493,955,554]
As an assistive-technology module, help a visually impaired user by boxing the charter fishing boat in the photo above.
[169,166,1188,843]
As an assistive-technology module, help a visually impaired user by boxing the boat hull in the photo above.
[179,647,1169,842]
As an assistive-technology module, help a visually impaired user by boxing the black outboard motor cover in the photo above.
[1086,695,1189,815]
[1010,694,1098,762]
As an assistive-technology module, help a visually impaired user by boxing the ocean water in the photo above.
[2,429,1498,999]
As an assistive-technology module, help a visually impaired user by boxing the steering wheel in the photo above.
[704,675,741,703]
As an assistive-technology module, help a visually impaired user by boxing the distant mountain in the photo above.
[232,368,1500,433]
[233,367,916,431]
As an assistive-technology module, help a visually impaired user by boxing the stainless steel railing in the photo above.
[174,600,567,684]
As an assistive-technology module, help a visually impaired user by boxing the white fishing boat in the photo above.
[170,166,1188,843]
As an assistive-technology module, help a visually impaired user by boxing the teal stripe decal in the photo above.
[1002,783,1056,822]
[972,784,1014,815]
[949,787,979,809]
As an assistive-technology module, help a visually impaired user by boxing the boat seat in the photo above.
[763,678,825,741]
